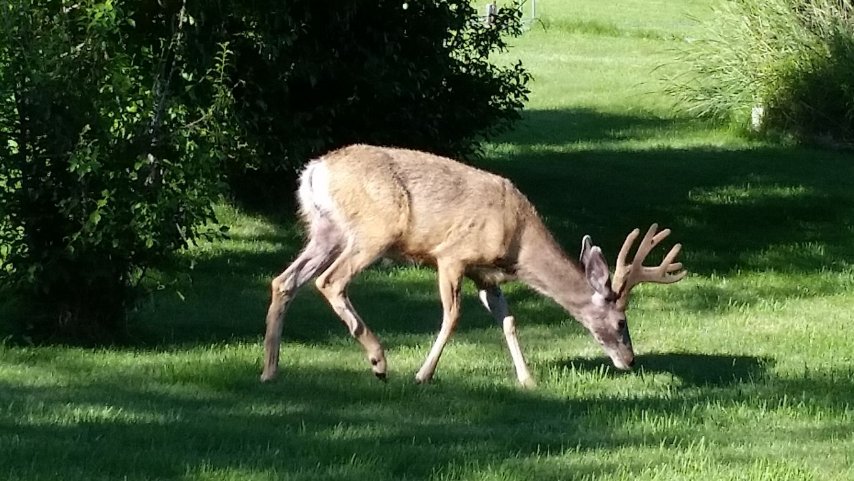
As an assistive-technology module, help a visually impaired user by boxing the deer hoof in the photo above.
[260,371,277,383]
[375,371,387,382]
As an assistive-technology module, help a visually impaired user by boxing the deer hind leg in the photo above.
[315,240,389,380]
[261,217,342,382]
[477,284,535,388]
[415,261,464,384]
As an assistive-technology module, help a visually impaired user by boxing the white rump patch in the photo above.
[298,159,336,217]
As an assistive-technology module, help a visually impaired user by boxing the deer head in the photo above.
[578,224,686,370]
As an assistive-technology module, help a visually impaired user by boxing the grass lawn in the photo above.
[2,1,853,480]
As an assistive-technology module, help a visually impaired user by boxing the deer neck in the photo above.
[516,223,595,318]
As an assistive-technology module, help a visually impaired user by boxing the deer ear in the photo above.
[579,235,612,295]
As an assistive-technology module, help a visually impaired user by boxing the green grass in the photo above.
[2,1,854,480]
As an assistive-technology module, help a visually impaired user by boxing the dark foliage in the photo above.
[0,1,229,341]
[177,0,530,182]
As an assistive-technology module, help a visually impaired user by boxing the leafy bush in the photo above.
[666,0,854,144]
[0,1,230,341]
[179,0,531,181]
[0,0,530,341]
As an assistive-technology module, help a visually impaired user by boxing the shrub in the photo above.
[179,0,531,182]
[0,1,230,341]
[665,0,854,144]
[0,0,530,341]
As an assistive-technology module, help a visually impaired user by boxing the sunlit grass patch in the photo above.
[689,183,813,205]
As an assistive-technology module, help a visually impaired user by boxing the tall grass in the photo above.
[666,0,854,143]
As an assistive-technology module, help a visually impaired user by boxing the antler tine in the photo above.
[641,243,687,283]
[614,224,687,297]
[633,224,670,262]
[612,227,640,293]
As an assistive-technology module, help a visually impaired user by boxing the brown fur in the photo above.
[323,145,532,266]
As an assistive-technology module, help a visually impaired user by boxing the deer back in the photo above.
[319,145,537,266]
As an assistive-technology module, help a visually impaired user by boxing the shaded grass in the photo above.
[1,343,852,481]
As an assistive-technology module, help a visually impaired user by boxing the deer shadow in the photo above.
[553,352,771,387]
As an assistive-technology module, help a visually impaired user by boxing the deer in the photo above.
[261,144,686,387]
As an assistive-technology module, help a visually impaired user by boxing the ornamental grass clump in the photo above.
[667,0,854,144]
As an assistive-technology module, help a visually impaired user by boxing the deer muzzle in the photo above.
[603,329,634,370]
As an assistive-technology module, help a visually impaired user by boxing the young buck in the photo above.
[261,144,686,387]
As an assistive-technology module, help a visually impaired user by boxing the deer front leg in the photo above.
[315,244,388,380]
[415,261,463,384]
[478,285,535,388]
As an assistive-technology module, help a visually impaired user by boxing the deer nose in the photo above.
[628,358,636,368]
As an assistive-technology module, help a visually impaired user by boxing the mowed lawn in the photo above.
[2,1,853,480]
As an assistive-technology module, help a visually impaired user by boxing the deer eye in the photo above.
[617,319,627,330]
